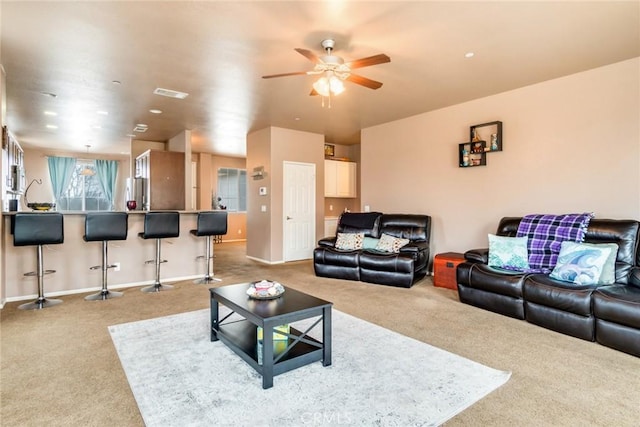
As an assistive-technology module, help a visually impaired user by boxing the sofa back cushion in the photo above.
[337,212,383,238]
[497,217,640,284]
[379,214,431,242]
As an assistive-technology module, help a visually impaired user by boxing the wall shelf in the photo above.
[458,121,503,168]
[458,141,487,167]
[470,121,502,152]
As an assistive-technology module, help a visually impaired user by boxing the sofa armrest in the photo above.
[630,266,640,288]
[399,241,428,254]
[464,248,489,264]
[317,237,337,248]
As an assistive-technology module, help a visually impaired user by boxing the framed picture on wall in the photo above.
[324,143,335,157]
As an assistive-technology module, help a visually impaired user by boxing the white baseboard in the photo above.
[245,255,284,265]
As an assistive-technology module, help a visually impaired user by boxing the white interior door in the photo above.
[283,161,316,262]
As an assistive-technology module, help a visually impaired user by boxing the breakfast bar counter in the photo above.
[2,211,212,302]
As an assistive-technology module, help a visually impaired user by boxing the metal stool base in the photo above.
[193,276,222,284]
[18,297,62,310]
[141,283,174,293]
[85,290,123,301]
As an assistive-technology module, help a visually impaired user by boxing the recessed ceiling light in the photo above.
[41,92,57,98]
[97,110,109,115]
[112,80,121,85]
[46,124,58,129]
[93,125,102,129]
[294,117,301,121]
[464,52,475,58]
[44,111,57,116]
[149,109,163,114]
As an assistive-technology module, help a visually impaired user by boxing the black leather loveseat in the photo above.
[457,217,640,357]
[314,212,431,288]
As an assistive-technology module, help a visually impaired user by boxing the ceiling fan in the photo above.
[262,39,390,97]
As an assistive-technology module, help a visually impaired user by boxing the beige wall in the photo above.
[361,58,640,257]
[246,126,324,263]
[246,127,272,261]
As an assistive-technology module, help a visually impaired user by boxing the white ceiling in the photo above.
[2,1,639,157]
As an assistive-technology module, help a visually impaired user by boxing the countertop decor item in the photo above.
[24,179,56,211]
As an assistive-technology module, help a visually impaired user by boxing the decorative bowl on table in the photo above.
[246,280,285,299]
[27,202,56,211]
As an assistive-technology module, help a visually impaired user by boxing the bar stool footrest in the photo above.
[24,270,56,277]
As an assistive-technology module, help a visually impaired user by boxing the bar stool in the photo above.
[190,211,228,284]
[138,211,180,292]
[13,212,64,310]
[84,212,128,301]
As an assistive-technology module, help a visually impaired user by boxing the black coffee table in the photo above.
[210,283,333,389]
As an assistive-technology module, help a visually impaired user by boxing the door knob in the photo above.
[286,216,292,220]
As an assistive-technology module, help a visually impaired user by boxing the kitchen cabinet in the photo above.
[324,159,356,198]
[135,150,185,210]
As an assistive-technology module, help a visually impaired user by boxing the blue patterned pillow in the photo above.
[488,234,530,270]
[549,241,613,285]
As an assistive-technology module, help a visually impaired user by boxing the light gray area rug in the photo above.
[109,309,510,427]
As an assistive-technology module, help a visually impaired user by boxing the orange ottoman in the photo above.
[433,252,465,290]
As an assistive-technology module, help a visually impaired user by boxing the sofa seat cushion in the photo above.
[313,247,360,281]
[523,274,597,316]
[359,251,414,274]
[593,285,640,329]
[313,247,359,268]
[459,263,528,299]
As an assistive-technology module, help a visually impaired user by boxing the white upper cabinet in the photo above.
[324,159,357,198]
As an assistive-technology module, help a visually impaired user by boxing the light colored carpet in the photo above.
[109,307,510,427]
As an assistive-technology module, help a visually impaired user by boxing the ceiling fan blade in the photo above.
[346,73,384,90]
[262,71,310,79]
[295,48,321,63]
[346,54,391,69]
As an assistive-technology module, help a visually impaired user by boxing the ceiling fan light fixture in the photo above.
[312,73,344,97]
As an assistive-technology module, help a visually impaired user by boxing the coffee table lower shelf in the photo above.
[214,320,324,378]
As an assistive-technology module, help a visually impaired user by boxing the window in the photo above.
[217,168,246,212]
[57,161,110,211]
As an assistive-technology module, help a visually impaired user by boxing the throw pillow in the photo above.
[549,241,614,285]
[488,234,530,270]
[335,232,364,250]
[363,237,380,250]
[375,233,410,253]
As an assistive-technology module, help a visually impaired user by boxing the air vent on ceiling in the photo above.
[133,124,148,133]
[153,87,189,99]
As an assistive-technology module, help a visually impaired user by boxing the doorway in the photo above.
[283,161,316,262]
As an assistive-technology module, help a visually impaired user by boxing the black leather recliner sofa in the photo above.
[457,217,640,357]
[314,212,431,288]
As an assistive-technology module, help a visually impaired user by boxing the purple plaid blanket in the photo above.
[516,213,593,273]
